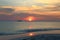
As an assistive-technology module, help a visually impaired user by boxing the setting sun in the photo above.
[29,18,32,21]
[25,16,35,21]
[28,17,33,21]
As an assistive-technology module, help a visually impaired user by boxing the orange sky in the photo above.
[0,6,60,20]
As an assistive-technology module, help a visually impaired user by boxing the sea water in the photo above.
[0,21,60,32]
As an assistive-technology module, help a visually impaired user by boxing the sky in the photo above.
[0,0,60,21]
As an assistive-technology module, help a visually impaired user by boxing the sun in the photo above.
[25,16,35,21]
[28,17,33,21]
[29,18,32,21]
[27,16,34,21]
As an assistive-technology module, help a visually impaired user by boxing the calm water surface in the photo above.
[0,22,60,32]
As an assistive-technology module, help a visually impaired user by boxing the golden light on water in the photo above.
[29,33,33,36]
[28,33,35,36]
[29,25,32,29]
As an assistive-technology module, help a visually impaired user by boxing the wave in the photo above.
[0,28,60,36]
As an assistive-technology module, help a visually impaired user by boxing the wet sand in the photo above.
[0,30,60,40]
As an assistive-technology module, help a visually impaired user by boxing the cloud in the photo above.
[0,10,60,21]
[0,8,14,13]
[16,13,60,21]
[43,5,60,11]
[0,6,60,21]
[0,8,14,15]
[34,4,60,12]
[0,0,36,6]
[0,14,16,20]
[35,0,60,4]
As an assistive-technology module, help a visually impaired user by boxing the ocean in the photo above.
[0,21,60,32]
